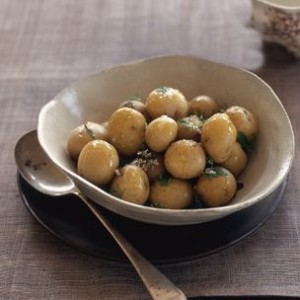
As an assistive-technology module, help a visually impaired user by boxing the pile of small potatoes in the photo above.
[66,87,258,209]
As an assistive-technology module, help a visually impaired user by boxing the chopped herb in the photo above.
[84,124,96,140]
[206,157,214,167]
[133,148,159,173]
[204,167,227,178]
[198,115,206,123]
[178,118,189,125]
[159,176,171,186]
[156,86,170,94]
[152,202,166,208]
[237,131,253,154]
[110,187,123,199]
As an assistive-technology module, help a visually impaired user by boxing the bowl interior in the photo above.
[38,55,294,225]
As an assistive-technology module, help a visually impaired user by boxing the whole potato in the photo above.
[189,95,219,118]
[149,178,193,209]
[108,107,146,156]
[119,99,149,121]
[196,167,237,207]
[145,115,178,152]
[225,106,258,141]
[145,87,188,120]
[78,140,119,185]
[110,165,149,205]
[176,115,203,141]
[67,122,108,160]
[132,149,165,182]
[221,141,248,177]
[201,113,237,163]
[164,139,206,179]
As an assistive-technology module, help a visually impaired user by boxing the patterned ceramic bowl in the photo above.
[37,55,294,225]
[251,0,300,58]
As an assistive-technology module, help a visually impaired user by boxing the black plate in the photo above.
[18,173,287,265]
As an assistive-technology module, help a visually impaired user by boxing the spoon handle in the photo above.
[77,192,187,300]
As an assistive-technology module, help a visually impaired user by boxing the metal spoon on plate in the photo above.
[14,130,187,300]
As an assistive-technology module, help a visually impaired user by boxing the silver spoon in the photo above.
[14,130,187,300]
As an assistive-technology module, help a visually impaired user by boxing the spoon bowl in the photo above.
[14,130,187,300]
[15,131,75,196]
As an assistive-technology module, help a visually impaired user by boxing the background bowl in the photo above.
[37,55,294,225]
[251,0,300,58]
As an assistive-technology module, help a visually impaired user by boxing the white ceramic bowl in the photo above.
[38,55,294,225]
[251,0,300,58]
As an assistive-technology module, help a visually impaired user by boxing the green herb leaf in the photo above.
[110,187,123,199]
[156,86,170,94]
[237,131,253,154]
[84,124,96,140]
[206,157,214,167]
[159,176,171,186]
[204,167,227,178]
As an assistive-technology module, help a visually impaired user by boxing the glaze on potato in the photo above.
[145,87,188,120]
[226,106,258,142]
[201,113,237,163]
[196,167,237,207]
[164,139,206,179]
[110,165,149,205]
[221,141,248,177]
[189,95,219,118]
[77,140,119,185]
[145,115,178,152]
[149,178,193,209]
[108,107,146,156]
[67,122,108,160]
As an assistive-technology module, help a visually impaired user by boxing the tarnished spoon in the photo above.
[14,130,187,300]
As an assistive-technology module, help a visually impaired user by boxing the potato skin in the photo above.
[145,87,188,120]
[221,141,248,177]
[196,167,237,207]
[67,122,108,160]
[201,113,237,163]
[149,178,193,209]
[78,140,119,185]
[119,100,149,120]
[164,139,206,179]
[108,107,146,156]
[225,106,258,141]
[189,95,219,118]
[176,115,203,141]
[132,149,165,182]
[110,165,149,205]
[145,115,178,152]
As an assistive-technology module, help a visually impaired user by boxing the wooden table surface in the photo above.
[1,0,300,299]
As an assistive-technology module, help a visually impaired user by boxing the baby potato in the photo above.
[132,149,165,182]
[196,167,237,207]
[108,107,146,156]
[78,140,119,185]
[110,165,149,205]
[221,141,248,177]
[145,115,178,152]
[67,122,108,160]
[149,178,193,209]
[164,140,206,179]
[145,87,188,120]
[177,115,204,141]
[119,99,149,120]
[189,95,219,118]
[201,113,237,163]
[225,106,258,141]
